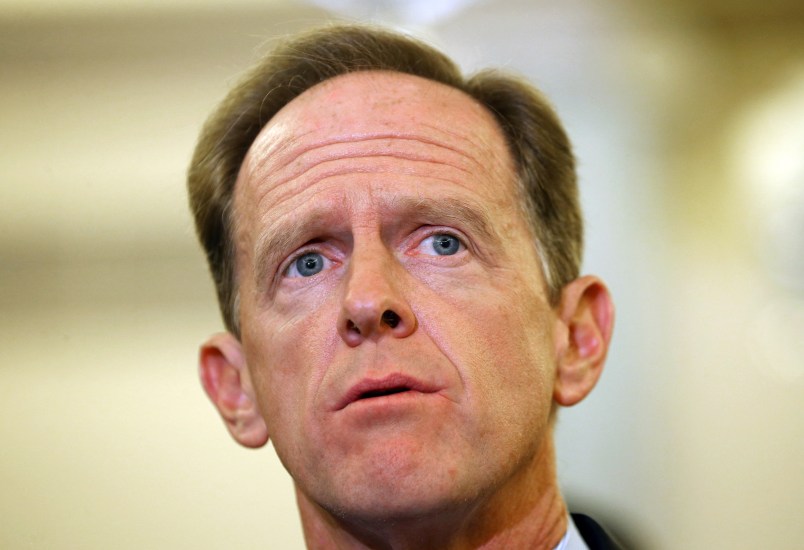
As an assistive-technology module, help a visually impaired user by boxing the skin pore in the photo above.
[199,71,614,549]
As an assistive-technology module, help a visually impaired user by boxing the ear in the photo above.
[553,275,615,407]
[198,332,269,448]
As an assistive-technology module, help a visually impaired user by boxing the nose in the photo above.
[337,245,417,347]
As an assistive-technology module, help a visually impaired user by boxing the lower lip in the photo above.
[343,391,437,415]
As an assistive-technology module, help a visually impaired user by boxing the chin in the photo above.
[329,482,475,527]
[304,448,481,524]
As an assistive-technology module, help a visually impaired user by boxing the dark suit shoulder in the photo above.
[570,513,626,550]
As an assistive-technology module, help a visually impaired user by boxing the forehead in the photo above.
[236,71,515,194]
[232,71,521,255]
[250,71,505,152]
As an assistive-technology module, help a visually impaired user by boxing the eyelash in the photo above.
[280,227,469,276]
[414,228,467,252]
[282,244,330,276]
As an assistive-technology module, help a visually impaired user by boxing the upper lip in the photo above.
[334,373,440,411]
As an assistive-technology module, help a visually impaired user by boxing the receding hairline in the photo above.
[231,71,556,326]
[187,24,581,334]
[237,70,508,181]
[233,70,523,266]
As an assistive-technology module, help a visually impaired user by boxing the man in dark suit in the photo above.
[188,25,619,549]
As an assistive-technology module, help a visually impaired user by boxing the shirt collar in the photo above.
[553,515,589,550]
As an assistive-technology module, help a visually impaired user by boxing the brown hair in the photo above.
[188,24,581,335]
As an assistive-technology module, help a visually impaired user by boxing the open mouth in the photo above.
[358,386,412,400]
[336,375,438,411]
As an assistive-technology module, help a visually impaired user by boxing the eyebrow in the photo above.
[252,217,317,295]
[396,195,499,245]
[251,195,502,295]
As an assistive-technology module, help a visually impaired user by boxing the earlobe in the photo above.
[199,332,270,448]
[553,276,615,407]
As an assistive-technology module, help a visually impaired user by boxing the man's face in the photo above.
[232,71,562,519]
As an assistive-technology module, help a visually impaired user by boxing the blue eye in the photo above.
[290,252,326,277]
[430,234,461,256]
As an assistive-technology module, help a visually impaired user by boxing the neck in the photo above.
[296,436,568,550]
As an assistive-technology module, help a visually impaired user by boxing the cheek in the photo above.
[242,297,341,430]
[417,270,555,415]
[476,305,553,398]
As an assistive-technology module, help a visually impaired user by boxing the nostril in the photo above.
[347,320,361,334]
[381,310,400,328]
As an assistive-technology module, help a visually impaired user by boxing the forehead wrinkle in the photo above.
[250,132,482,192]
[239,130,490,235]
[242,157,478,256]
[265,156,474,203]
[245,125,313,179]
[416,119,514,175]
[258,132,479,169]
[234,128,311,235]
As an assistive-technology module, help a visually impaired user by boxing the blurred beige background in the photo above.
[1,0,802,548]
